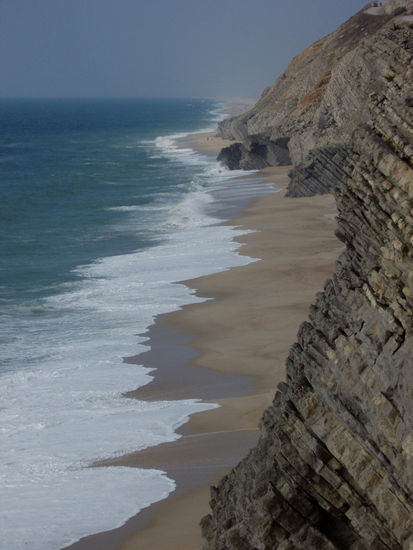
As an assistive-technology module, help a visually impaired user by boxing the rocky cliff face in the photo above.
[202,17,413,550]
[217,1,413,178]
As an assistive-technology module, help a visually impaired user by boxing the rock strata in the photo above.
[286,146,351,198]
[202,19,413,550]
[216,0,413,184]
[217,8,392,169]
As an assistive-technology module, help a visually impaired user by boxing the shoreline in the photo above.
[65,132,342,550]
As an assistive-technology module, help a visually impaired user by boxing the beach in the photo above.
[66,130,342,550]
[4,0,410,546]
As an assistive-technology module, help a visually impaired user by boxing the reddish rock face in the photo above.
[217,4,413,173]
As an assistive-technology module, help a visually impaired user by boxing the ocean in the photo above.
[0,98,273,549]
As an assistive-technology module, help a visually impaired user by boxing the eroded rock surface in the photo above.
[217,135,290,171]
[216,0,413,188]
[202,20,413,550]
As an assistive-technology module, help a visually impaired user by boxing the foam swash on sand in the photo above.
[0,99,273,550]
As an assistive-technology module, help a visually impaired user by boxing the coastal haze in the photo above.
[1,0,368,99]
[2,1,411,549]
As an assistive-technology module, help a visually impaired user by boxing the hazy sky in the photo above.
[1,0,368,99]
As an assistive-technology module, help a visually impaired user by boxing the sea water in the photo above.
[0,98,274,549]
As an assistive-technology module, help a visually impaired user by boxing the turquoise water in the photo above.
[0,98,273,549]
[0,99,218,305]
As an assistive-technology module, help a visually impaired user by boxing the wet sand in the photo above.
[65,134,341,550]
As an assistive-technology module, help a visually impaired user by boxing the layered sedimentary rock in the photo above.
[286,146,350,197]
[217,0,413,179]
[202,18,413,550]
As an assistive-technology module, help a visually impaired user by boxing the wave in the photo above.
[0,100,273,550]
[107,204,170,212]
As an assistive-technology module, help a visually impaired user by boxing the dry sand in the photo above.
[116,161,341,547]
[66,133,342,550]
[182,131,234,153]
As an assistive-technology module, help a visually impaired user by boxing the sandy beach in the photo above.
[66,133,341,550]
[183,131,234,153]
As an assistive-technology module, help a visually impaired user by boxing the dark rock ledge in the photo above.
[217,135,291,171]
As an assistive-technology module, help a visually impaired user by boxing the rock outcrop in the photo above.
[202,16,413,550]
[217,135,290,171]
[216,0,413,182]
[217,8,390,167]
[286,146,350,197]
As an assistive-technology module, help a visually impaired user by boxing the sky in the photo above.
[0,0,369,99]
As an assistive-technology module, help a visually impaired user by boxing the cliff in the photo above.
[217,1,413,192]
[202,11,413,550]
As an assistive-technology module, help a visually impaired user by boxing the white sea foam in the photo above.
[107,204,170,212]
[0,103,276,550]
